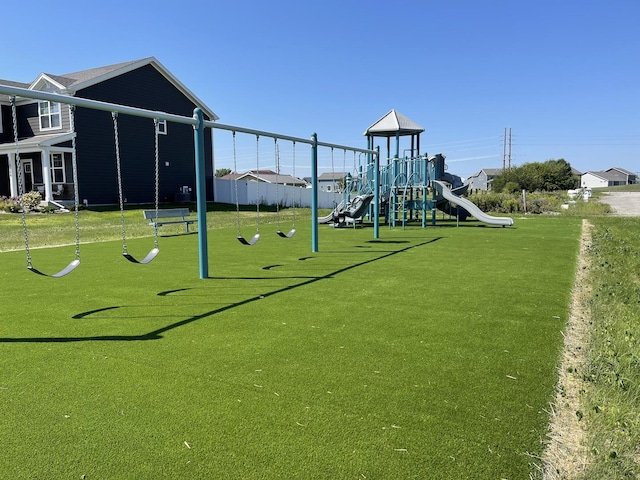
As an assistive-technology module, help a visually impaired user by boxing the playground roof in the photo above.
[364,109,425,137]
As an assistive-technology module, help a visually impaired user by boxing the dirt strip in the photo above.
[540,219,592,479]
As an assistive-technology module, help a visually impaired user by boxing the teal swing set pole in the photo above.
[311,133,319,253]
[193,108,209,279]
[373,145,380,239]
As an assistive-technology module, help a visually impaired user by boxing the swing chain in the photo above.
[232,131,243,237]
[274,138,280,230]
[69,105,81,260]
[112,112,129,255]
[10,96,33,268]
[291,141,296,227]
[153,118,160,249]
[255,135,260,232]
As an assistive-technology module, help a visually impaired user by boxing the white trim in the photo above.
[38,100,63,131]
[0,133,76,154]
[157,119,168,135]
[50,153,66,184]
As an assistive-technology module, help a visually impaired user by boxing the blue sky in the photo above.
[3,0,639,179]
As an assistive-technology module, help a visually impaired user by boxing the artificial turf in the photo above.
[0,215,582,479]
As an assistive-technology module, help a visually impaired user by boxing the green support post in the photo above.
[193,108,208,279]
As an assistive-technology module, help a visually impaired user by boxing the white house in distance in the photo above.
[581,167,637,189]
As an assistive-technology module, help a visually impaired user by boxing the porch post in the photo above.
[42,148,53,202]
[8,153,18,198]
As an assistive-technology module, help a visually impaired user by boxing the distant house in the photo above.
[318,172,348,192]
[0,57,218,205]
[581,167,637,189]
[221,169,307,187]
[465,168,503,191]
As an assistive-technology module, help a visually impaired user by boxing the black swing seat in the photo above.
[123,247,160,264]
[276,229,296,238]
[28,259,81,278]
[237,233,260,246]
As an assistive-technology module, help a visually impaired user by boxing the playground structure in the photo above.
[318,152,514,228]
[319,110,514,228]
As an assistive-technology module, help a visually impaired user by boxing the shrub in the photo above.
[20,191,42,212]
[466,190,565,214]
[0,195,21,213]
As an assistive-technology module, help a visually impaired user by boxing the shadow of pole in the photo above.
[0,238,442,343]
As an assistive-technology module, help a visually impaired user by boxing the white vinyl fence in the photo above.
[214,178,343,209]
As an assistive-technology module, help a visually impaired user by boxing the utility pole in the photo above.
[503,128,507,171]
[508,127,512,170]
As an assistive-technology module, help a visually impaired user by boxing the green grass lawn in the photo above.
[0,212,582,479]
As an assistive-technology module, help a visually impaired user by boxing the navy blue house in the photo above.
[0,57,218,205]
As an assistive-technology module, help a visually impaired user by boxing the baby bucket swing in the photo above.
[10,97,81,278]
[111,112,160,264]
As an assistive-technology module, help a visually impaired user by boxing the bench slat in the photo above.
[143,208,192,220]
[143,208,197,233]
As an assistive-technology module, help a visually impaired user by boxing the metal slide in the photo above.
[433,180,514,226]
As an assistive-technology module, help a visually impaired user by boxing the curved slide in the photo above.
[433,180,514,226]
[318,194,374,224]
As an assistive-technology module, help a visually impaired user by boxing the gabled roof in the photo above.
[318,172,348,180]
[224,170,307,186]
[583,171,615,181]
[2,57,219,121]
[364,109,425,137]
[468,168,503,179]
[607,167,635,176]
[0,79,30,101]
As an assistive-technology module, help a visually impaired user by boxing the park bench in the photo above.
[143,208,197,233]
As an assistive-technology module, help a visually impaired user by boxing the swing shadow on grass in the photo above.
[0,238,442,343]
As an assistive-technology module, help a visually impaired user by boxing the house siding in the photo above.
[72,64,214,204]
[581,173,608,189]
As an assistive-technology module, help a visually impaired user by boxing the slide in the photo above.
[318,194,374,224]
[433,180,514,226]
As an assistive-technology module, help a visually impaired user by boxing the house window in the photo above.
[156,119,167,135]
[39,101,61,130]
[50,154,65,183]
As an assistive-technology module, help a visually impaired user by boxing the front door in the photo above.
[22,159,34,192]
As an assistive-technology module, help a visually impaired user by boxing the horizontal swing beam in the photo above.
[1,85,378,156]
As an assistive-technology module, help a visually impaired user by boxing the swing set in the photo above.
[1,84,379,279]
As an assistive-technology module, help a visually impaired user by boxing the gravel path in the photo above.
[598,192,640,216]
